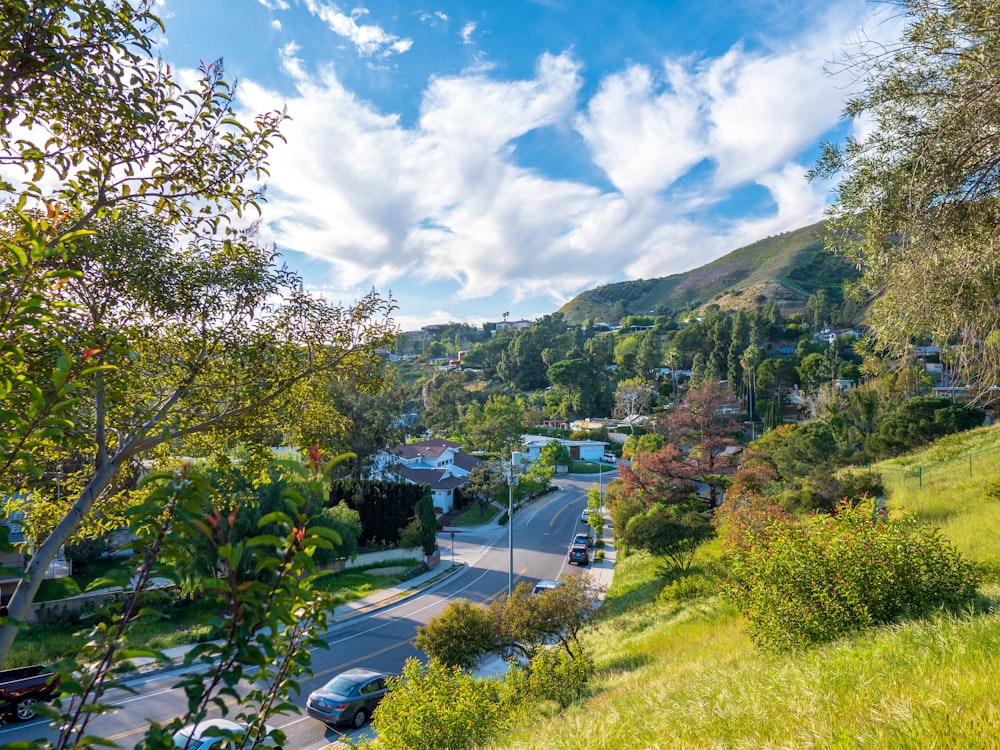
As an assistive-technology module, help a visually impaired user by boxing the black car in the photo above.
[568,544,589,566]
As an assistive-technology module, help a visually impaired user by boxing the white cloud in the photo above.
[575,61,708,198]
[416,10,449,24]
[271,19,282,31]
[304,1,412,57]
[278,42,308,81]
[576,4,870,199]
[257,0,289,9]
[230,1,883,325]
[460,22,476,45]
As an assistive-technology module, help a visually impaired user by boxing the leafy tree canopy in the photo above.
[865,395,984,460]
[814,0,1000,395]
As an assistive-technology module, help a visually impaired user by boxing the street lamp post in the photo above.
[599,460,603,509]
[508,452,515,596]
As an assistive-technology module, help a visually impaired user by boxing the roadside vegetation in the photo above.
[486,427,1000,749]
[8,558,425,671]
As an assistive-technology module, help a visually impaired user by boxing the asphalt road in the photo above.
[0,474,604,749]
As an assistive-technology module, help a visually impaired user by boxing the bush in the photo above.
[397,519,424,549]
[722,501,980,650]
[35,577,82,603]
[372,658,507,750]
[985,475,1000,501]
[657,573,716,604]
[65,536,113,569]
[526,647,593,708]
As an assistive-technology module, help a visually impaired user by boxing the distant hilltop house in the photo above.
[520,434,608,463]
[374,439,482,515]
[492,319,532,334]
[813,327,862,344]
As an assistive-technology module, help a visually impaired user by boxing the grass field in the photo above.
[875,424,1000,579]
[487,427,1000,749]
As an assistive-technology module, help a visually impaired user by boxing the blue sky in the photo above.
[156,0,894,330]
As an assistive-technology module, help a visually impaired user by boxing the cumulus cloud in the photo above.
[232,1,879,323]
[304,1,412,57]
[460,22,476,44]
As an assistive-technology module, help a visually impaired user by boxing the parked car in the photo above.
[568,544,590,566]
[306,667,392,728]
[532,579,564,595]
[580,508,591,523]
[0,664,59,722]
[573,532,592,549]
[172,718,281,749]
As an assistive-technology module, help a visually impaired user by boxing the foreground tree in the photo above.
[1,1,284,239]
[29,451,341,750]
[0,210,395,664]
[0,0,397,664]
[814,0,1000,396]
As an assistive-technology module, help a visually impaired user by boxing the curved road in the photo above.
[0,473,608,749]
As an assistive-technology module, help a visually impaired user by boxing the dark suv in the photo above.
[568,544,589,566]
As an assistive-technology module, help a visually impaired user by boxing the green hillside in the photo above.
[489,426,1000,749]
[559,222,858,324]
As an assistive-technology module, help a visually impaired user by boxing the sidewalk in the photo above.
[129,497,616,678]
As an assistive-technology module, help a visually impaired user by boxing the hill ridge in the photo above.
[559,222,856,323]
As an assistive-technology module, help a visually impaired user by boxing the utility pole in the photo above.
[508,452,515,596]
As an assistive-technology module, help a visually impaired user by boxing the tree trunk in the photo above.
[0,458,122,666]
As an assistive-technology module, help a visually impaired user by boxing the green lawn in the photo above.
[7,561,422,669]
[451,503,502,526]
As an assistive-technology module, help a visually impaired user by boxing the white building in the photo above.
[375,439,482,515]
[520,434,608,463]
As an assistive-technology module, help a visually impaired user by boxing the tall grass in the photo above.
[487,427,1000,749]
[876,425,1000,579]
[493,599,1000,748]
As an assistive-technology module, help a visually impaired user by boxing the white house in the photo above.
[375,439,482,515]
[813,327,862,344]
[520,434,608,463]
[492,319,533,334]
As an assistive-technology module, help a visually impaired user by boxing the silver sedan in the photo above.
[306,667,392,729]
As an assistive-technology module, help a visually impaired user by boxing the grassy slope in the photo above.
[559,222,858,324]
[488,427,1000,749]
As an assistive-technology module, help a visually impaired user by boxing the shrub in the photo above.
[397,519,424,549]
[722,501,980,650]
[65,536,113,569]
[622,509,714,572]
[657,573,716,604]
[985,475,1000,501]
[526,647,593,708]
[372,658,507,750]
[35,577,82,603]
